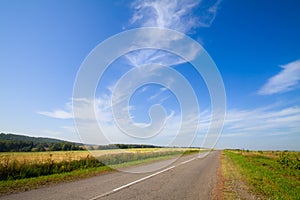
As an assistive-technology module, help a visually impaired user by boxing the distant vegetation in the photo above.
[223,150,300,199]
[0,133,84,152]
[89,144,160,150]
[0,133,167,152]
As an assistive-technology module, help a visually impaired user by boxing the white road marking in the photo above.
[179,157,196,165]
[113,165,175,192]
[89,156,198,200]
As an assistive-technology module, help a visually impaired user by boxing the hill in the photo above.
[0,133,84,152]
[0,133,70,144]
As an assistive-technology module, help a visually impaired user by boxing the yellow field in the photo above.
[0,148,196,164]
[0,151,90,164]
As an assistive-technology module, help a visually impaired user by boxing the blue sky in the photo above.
[1,0,300,150]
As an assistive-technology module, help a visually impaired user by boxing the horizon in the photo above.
[1,0,300,151]
[1,132,298,152]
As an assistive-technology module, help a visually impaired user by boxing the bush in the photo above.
[277,153,300,170]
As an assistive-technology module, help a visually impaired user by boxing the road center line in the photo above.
[179,157,196,165]
[89,156,198,200]
[113,165,175,192]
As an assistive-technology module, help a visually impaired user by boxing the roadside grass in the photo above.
[0,148,200,195]
[221,151,240,199]
[224,150,300,200]
[221,151,259,200]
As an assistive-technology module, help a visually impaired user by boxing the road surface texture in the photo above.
[1,151,220,200]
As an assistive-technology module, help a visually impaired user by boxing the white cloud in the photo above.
[38,110,73,119]
[258,59,300,95]
[37,97,113,122]
[125,0,222,68]
[38,102,73,119]
[130,0,221,32]
[223,105,300,137]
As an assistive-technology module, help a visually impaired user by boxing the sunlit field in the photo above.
[0,148,196,163]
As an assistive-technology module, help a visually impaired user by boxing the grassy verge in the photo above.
[221,151,259,199]
[0,149,200,196]
[223,150,300,200]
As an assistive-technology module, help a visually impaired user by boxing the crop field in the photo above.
[0,148,195,164]
[0,148,199,181]
[222,150,300,199]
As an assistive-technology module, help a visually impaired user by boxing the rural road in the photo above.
[1,151,220,200]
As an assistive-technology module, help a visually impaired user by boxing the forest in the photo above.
[0,133,84,152]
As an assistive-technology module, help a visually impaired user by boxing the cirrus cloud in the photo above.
[258,59,300,95]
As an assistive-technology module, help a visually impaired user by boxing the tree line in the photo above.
[0,140,85,152]
[88,144,159,150]
[0,133,84,152]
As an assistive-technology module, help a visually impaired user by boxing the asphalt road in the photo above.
[1,151,220,200]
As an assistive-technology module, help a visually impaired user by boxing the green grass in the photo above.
[0,148,200,195]
[224,150,300,200]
